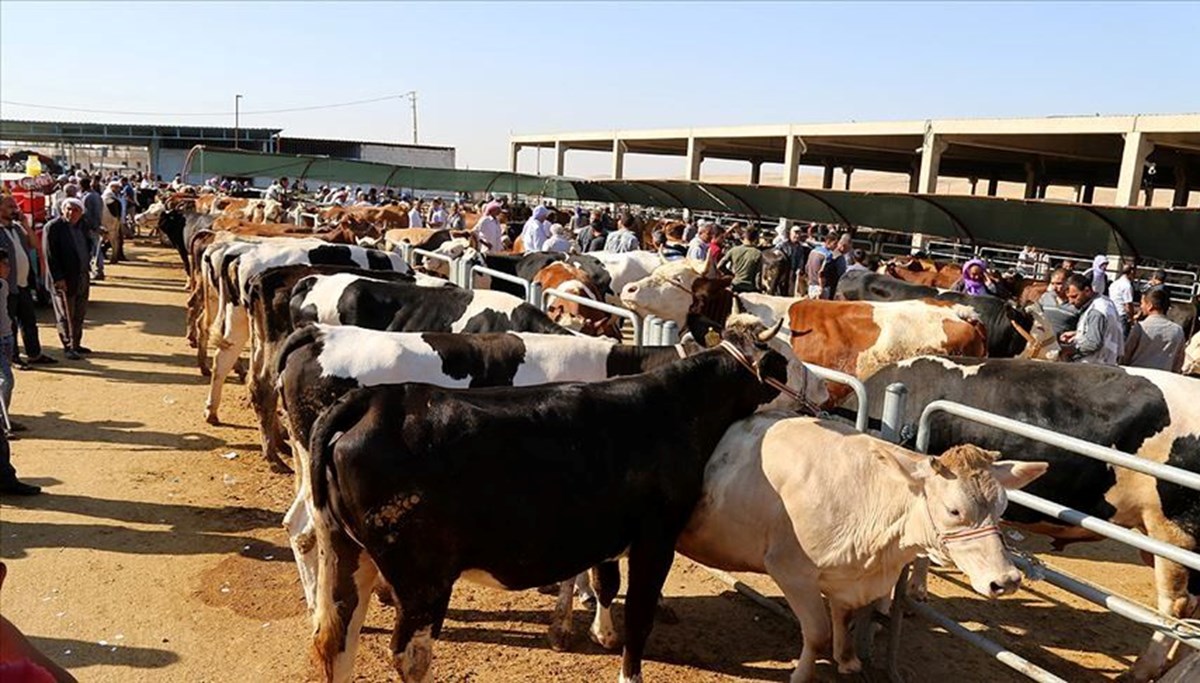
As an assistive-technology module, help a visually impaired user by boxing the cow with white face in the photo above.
[678,415,1047,682]
[619,256,711,326]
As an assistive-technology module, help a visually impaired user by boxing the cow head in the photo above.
[875,443,1047,599]
[693,313,830,412]
[619,255,710,325]
[1014,303,1061,361]
[538,263,622,340]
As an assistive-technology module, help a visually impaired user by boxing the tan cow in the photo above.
[678,415,1047,682]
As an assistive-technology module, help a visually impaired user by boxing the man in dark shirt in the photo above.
[79,178,106,280]
[42,199,94,360]
[776,226,810,296]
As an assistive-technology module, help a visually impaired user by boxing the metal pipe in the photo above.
[904,599,1069,683]
[662,320,680,345]
[541,287,641,349]
[916,400,1200,492]
[702,568,795,624]
[1009,556,1200,651]
[1006,490,1200,572]
[802,363,869,432]
[880,382,908,443]
[466,264,532,298]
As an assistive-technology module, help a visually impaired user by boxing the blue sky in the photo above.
[2,1,1198,176]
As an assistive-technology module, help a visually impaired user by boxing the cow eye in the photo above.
[947,508,961,518]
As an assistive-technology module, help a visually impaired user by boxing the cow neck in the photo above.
[660,350,778,446]
[899,494,944,562]
[719,340,820,416]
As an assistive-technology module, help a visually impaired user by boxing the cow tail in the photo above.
[309,387,373,512]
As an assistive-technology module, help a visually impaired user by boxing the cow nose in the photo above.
[989,570,1021,597]
[625,284,638,294]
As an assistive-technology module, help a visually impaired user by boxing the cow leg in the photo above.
[386,584,451,683]
[829,599,862,674]
[907,556,931,601]
[548,578,576,651]
[247,352,291,473]
[204,308,249,424]
[1125,517,1195,682]
[765,550,829,683]
[589,562,622,650]
[619,538,675,683]
[310,526,377,683]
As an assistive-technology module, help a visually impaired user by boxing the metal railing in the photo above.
[464,264,543,306]
[411,247,461,286]
[803,364,869,432]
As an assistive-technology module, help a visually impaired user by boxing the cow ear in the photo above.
[991,461,1048,490]
[871,445,932,489]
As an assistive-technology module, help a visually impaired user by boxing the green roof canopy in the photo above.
[183,146,1200,266]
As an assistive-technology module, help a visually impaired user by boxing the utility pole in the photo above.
[234,94,243,150]
[403,91,418,144]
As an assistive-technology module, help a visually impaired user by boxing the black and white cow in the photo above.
[157,208,215,275]
[306,322,791,683]
[242,265,421,470]
[277,320,826,614]
[862,357,1200,682]
[204,241,409,426]
[289,272,569,335]
[838,271,1034,357]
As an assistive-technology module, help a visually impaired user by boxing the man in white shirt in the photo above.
[473,202,504,253]
[686,221,713,261]
[408,201,426,229]
[520,206,551,252]
[604,214,640,253]
[1108,263,1136,336]
[428,199,447,228]
[542,224,572,253]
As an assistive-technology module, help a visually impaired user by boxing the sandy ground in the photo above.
[0,242,1170,682]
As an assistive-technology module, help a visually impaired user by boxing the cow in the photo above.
[243,265,424,470]
[733,292,802,340]
[382,228,453,252]
[786,299,990,405]
[619,256,711,326]
[860,357,1200,682]
[533,262,620,338]
[477,252,614,300]
[290,272,570,336]
[157,208,216,275]
[1185,332,1200,376]
[677,415,1046,682]
[305,321,792,683]
[758,246,793,296]
[587,250,662,304]
[881,258,961,289]
[277,320,827,610]
[203,241,408,427]
[838,271,1036,358]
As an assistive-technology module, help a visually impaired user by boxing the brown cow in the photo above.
[534,262,621,339]
[787,298,988,404]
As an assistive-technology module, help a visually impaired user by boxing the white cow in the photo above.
[677,415,1047,683]
[1184,331,1200,376]
[585,250,662,305]
[733,292,802,341]
[617,255,711,326]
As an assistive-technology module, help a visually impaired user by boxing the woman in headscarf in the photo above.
[1083,255,1109,295]
[520,205,551,253]
[956,258,991,296]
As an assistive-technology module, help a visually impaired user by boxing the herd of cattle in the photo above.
[146,189,1200,683]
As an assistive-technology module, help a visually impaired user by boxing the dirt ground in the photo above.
[0,242,1170,682]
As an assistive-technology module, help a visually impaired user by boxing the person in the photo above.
[1144,269,1168,296]
[101,181,125,264]
[170,173,183,189]
[954,258,992,296]
[473,201,504,253]
[0,249,14,414]
[520,205,551,252]
[686,221,713,261]
[264,177,285,202]
[777,225,810,295]
[1060,258,1077,276]
[408,200,426,228]
[1016,244,1037,277]
[0,197,52,367]
[542,223,572,253]
[845,249,870,274]
[659,222,689,261]
[1108,263,1136,335]
[1083,255,1109,295]
[819,233,850,299]
[1059,273,1124,365]
[718,227,764,293]
[43,199,93,360]
[78,178,105,281]
[429,199,447,228]
[1121,289,1186,372]
[603,213,639,253]
[805,232,835,298]
[1038,268,1081,337]
[446,203,466,231]
[575,210,607,253]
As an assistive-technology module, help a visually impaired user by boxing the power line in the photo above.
[0,93,409,117]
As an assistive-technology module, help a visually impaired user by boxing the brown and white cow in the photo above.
[534,262,620,338]
[786,299,989,404]
[678,415,1046,682]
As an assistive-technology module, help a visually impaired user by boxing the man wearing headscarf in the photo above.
[520,205,551,253]
[1083,255,1109,295]
[473,202,504,253]
[42,199,94,360]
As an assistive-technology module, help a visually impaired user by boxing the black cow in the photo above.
[290,273,570,335]
[862,357,1200,682]
[243,265,417,470]
[306,323,790,683]
[838,271,1034,357]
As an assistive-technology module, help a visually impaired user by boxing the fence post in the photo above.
[647,316,664,346]
[661,320,680,345]
[880,382,909,443]
[529,280,544,309]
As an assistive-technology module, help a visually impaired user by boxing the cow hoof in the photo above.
[373,583,396,607]
[205,412,220,426]
[268,458,294,475]
[199,367,212,378]
[536,584,560,596]
[589,626,622,650]
[836,657,863,674]
[655,603,680,625]
[547,624,574,652]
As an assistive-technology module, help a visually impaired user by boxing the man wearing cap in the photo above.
[0,196,54,367]
[42,199,94,360]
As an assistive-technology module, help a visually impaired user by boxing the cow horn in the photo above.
[731,295,743,315]
[757,319,784,342]
[694,251,711,275]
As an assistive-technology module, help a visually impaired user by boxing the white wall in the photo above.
[358,143,454,169]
